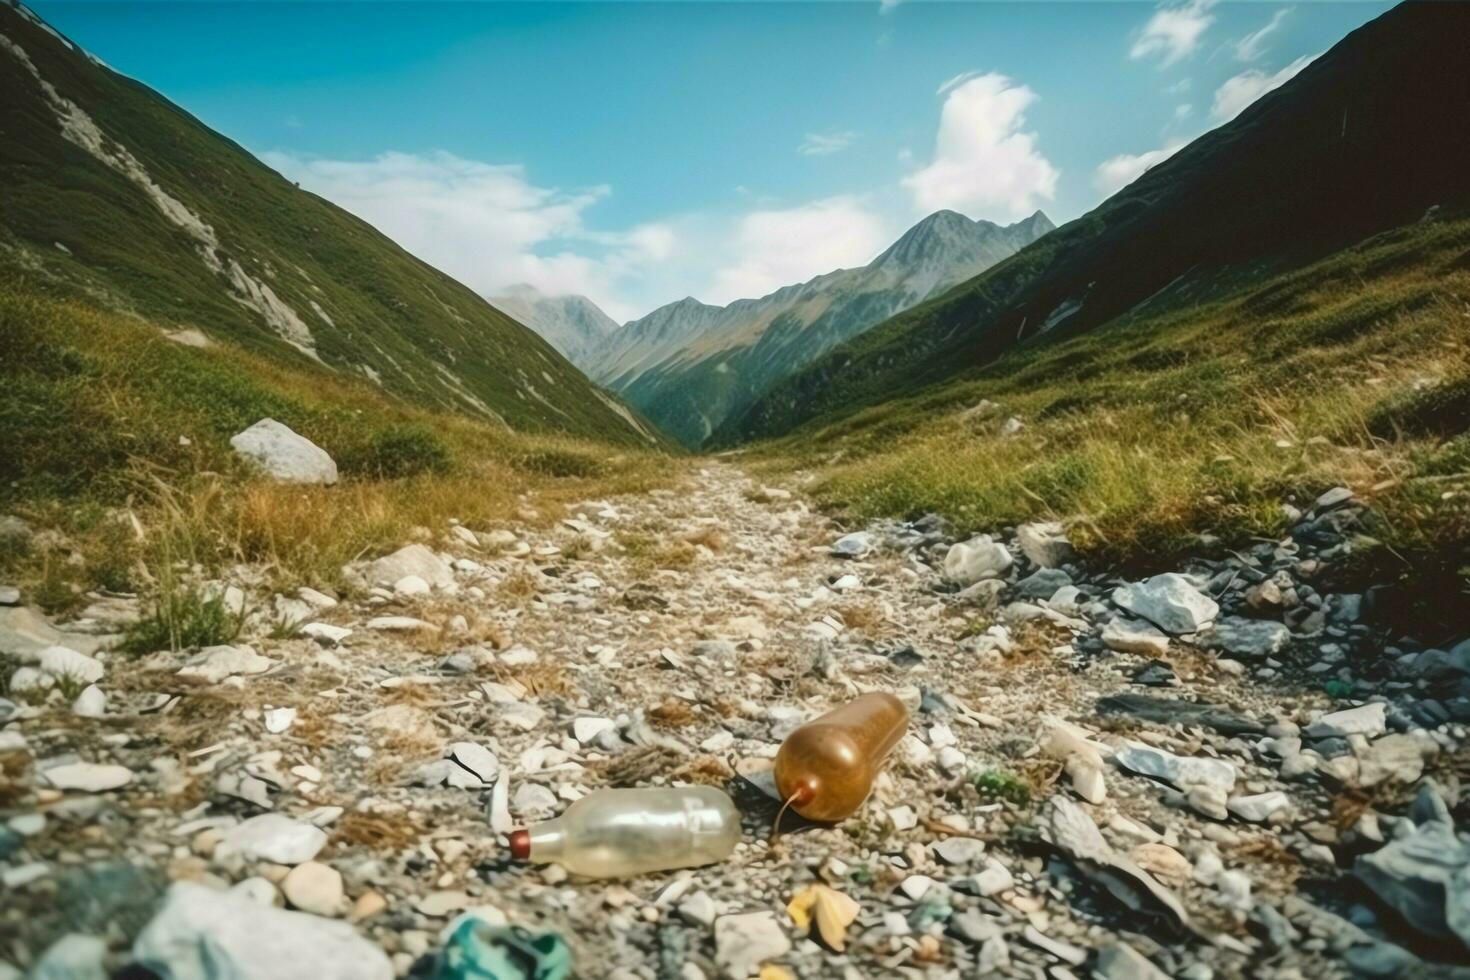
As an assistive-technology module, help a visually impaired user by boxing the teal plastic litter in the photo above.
[431,916,573,980]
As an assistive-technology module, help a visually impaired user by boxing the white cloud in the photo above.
[901,72,1058,219]
[1234,8,1290,62]
[706,196,888,305]
[1211,53,1317,121]
[1175,103,1193,120]
[260,149,672,322]
[798,130,859,156]
[1093,139,1188,195]
[879,0,903,13]
[1130,0,1215,68]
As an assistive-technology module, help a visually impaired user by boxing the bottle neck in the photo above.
[521,819,567,863]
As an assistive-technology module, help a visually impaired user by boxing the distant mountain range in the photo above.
[487,285,620,370]
[0,0,658,447]
[719,0,1470,446]
[501,209,1053,448]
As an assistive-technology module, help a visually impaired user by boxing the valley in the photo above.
[2,0,1470,978]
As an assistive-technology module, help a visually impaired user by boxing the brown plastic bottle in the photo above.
[774,692,910,823]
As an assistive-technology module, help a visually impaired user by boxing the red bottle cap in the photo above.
[507,829,530,860]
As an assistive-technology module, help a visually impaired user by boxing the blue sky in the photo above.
[36,1,1390,320]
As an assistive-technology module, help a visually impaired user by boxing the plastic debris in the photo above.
[508,786,739,878]
[430,916,572,980]
[786,883,860,951]
[774,692,909,824]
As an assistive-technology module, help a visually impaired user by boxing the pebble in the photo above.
[281,861,344,916]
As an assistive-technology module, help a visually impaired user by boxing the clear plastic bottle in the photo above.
[506,786,741,878]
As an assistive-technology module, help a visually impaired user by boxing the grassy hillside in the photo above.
[0,1,660,448]
[724,1,1470,446]
[748,212,1470,638]
[0,280,672,609]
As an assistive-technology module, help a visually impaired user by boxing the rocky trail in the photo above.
[2,463,1469,979]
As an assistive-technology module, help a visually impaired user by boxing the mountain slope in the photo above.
[487,285,620,372]
[723,0,1470,445]
[0,1,659,448]
[596,210,1054,447]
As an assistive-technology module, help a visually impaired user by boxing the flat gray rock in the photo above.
[1112,573,1218,634]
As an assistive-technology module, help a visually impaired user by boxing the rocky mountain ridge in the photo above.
[725,0,1470,445]
[592,210,1055,447]
[0,0,656,447]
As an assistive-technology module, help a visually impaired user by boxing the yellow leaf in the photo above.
[757,968,795,980]
[786,884,860,952]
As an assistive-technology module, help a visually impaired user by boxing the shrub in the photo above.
[341,425,452,479]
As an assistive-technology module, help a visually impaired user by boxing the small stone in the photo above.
[393,574,431,597]
[972,860,1014,897]
[1022,925,1086,965]
[830,532,875,559]
[1101,617,1172,656]
[1305,703,1387,739]
[1017,521,1074,568]
[414,890,471,917]
[888,805,918,831]
[219,814,327,865]
[1200,617,1291,658]
[177,645,276,684]
[714,912,791,979]
[41,762,132,793]
[933,836,985,866]
[942,535,1012,586]
[1227,791,1291,823]
[1095,942,1170,980]
[677,891,718,927]
[1114,742,1236,792]
[1112,574,1218,634]
[301,623,351,646]
[281,861,344,917]
[71,684,107,718]
[264,707,297,733]
[365,616,438,633]
[573,717,617,744]
[448,742,500,783]
[1358,734,1425,788]
[349,890,387,922]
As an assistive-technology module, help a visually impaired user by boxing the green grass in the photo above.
[747,215,1470,636]
[973,768,1032,806]
[0,3,663,449]
[0,284,678,605]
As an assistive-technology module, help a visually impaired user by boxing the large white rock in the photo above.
[1112,574,1218,634]
[38,645,104,684]
[230,419,338,485]
[133,881,391,980]
[362,544,454,590]
[1114,742,1236,792]
[942,535,1013,586]
[218,814,328,865]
